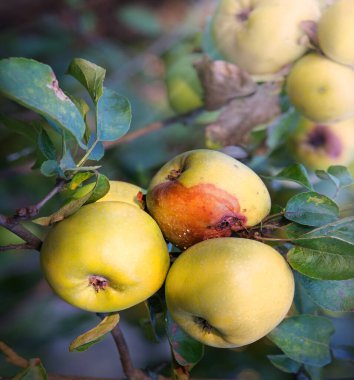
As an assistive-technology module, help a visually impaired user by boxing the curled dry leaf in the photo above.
[206,82,281,148]
[194,57,257,110]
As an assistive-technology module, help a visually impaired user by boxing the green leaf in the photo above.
[297,273,354,311]
[267,354,302,373]
[0,58,86,147]
[118,6,162,37]
[40,160,63,177]
[284,223,313,239]
[87,133,105,161]
[288,246,354,280]
[69,313,120,352]
[264,164,314,191]
[38,129,56,160]
[267,109,299,150]
[34,173,109,225]
[268,315,334,367]
[141,294,166,343]
[328,166,353,186]
[67,58,106,103]
[285,192,339,227]
[316,166,353,189]
[166,312,204,369]
[68,172,95,190]
[288,217,354,279]
[85,173,110,203]
[304,365,323,380]
[13,358,47,380]
[96,87,131,141]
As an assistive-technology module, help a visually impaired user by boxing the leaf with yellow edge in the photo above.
[69,313,120,352]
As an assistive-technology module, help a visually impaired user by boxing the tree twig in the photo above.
[0,214,42,251]
[15,179,66,219]
[0,341,29,368]
[110,325,150,380]
[104,108,204,150]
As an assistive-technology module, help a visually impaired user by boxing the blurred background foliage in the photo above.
[0,1,353,379]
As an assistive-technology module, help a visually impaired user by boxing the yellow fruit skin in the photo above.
[287,53,354,122]
[290,116,354,170]
[40,202,169,312]
[165,238,294,348]
[318,0,354,66]
[212,0,320,75]
[146,149,271,248]
[98,181,143,208]
[166,55,204,114]
[71,180,143,209]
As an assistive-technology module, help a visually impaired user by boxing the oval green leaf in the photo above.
[96,87,131,141]
[264,164,314,191]
[285,192,339,227]
[0,58,86,147]
[69,313,120,352]
[268,315,334,367]
[297,273,354,311]
[288,246,354,280]
[67,58,106,104]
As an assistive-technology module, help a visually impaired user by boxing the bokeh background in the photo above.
[0,1,353,379]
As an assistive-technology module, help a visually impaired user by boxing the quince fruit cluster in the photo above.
[41,149,294,349]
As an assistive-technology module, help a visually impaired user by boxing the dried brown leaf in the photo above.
[194,57,257,110]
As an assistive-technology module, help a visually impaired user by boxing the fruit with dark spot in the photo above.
[40,202,169,312]
[165,238,294,347]
[289,116,354,170]
[146,149,271,248]
[286,53,354,122]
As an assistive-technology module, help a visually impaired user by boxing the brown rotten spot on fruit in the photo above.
[149,180,246,248]
[146,149,271,249]
[306,124,342,158]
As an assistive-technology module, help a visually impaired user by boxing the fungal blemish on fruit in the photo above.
[236,7,253,22]
[148,181,242,248]
[89,275,109,292]
[307,124,342,158]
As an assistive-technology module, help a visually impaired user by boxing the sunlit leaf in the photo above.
[0,58,86,147]
[34,173,109,225]
[69,313,120,352]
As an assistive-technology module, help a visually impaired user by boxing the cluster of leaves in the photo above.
[1,57,354,380]
[0,57,132,221]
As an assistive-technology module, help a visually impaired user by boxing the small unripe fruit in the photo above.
[166,54,203,114]
[146,149,271,248]
[286,53,354,122]
[165,238,295,348]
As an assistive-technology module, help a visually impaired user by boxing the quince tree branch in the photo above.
[0,179,66,252]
